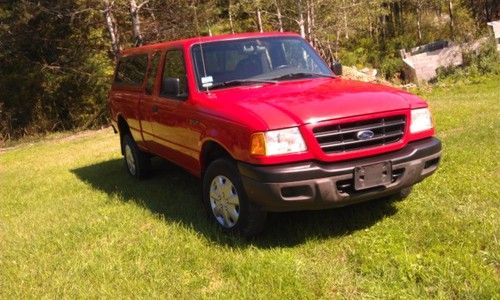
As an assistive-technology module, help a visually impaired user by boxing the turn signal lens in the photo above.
[250,132,266,156]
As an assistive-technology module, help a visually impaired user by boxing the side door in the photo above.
[139,51,162,149]
[151,49,200,173]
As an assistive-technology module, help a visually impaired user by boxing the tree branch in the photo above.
[137,0,151,10]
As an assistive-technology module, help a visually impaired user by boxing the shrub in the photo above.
[436,38,500,85]
[380,55,404,80]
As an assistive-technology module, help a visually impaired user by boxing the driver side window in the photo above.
[160,50,188,99]
[282,41,321,72]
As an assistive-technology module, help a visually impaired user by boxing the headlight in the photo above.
[410,108,433,133]
[250,127,307,156]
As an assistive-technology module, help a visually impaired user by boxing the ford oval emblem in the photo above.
[356,130,375,140]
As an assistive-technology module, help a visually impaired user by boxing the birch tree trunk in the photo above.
[228,0,235,34]
[310,0,315,37]
[192,1,199,35]
[275,0,284,32]
[327,39,334,63]
[306,0,311,39]
[416,4,422,42]
[335,29,340,58]
[343,0,349,39]
[207,21,213,36]
[103,0,120,60]
[381,13,386,39]
[256,7,263,33]
[448,0,454,39]
[297,0,306,38]
[129,0,143,46]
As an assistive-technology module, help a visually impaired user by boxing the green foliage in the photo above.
[466,41,500,75]
[0,1,113,140]
[1,76,499,298]
[338,49,358,67]
[436,39,500,85]
[0,0,498,140]
[380,54,404,79]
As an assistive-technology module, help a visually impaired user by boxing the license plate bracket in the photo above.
[354,162,392,190]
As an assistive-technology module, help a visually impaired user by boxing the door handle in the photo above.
[152,105,158,113]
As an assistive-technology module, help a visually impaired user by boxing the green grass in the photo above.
[1,76,499,299]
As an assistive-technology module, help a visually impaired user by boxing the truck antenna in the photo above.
[199,40,209,92]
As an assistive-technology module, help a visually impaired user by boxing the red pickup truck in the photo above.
[109,32,441,236]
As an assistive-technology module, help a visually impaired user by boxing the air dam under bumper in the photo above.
[238,137,441,212]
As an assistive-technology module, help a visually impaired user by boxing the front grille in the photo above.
[313,115,406,153]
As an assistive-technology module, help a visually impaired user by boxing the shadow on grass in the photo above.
[71,157,399,248]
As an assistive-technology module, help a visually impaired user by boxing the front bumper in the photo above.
[239,137,442,212]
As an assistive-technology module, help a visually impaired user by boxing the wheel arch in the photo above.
[199,139,234,177]
[117,114,131,155]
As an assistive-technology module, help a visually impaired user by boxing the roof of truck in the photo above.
[120,31,301,56]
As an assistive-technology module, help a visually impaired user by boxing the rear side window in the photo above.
[145,52,161,95]
[114,54,148,86]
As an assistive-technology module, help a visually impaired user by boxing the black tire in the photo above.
[122,134,151,179]
[202,158,267,237]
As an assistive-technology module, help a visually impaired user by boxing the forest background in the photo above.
[0,0,499,141]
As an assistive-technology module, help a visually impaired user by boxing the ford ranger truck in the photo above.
[108,32,441,236]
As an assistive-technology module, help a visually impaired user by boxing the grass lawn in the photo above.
[1,76,499,299]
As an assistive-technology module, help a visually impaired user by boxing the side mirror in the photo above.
[161,77,180,97]
[330,61,343,76]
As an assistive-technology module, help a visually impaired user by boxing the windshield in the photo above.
[191,37,332,90]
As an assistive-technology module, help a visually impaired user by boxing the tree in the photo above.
[297,0,306,38]
[128,0,149,46]
[103,0,121,60]
[0,0,495,140]
[275,0,284,32]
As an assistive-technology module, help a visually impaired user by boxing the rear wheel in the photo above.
[122,134,150,179]
[203,159,267,236]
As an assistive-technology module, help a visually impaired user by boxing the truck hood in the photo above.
[204,78,426,130]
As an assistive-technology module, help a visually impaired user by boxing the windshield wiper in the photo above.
[207,79,277,90]
[272,72,335,81]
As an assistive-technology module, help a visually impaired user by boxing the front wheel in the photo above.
[202,159,267,237]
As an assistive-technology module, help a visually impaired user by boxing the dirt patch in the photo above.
[54,128,110,143]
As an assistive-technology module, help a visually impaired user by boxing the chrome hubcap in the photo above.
[209,175,240,228]
[125,145,136,175]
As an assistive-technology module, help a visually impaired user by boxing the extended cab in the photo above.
[109,32,441,236]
